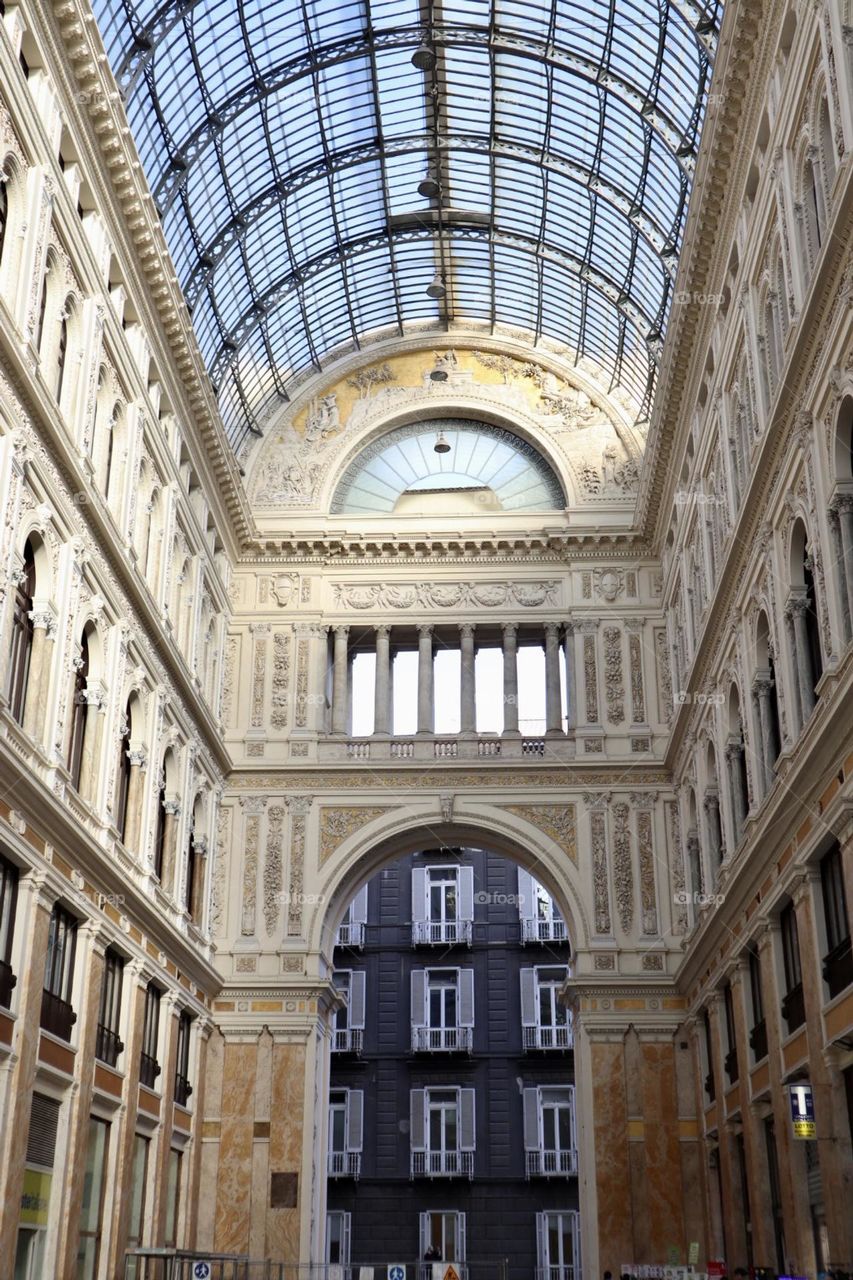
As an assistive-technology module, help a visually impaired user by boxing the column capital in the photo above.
[502,621,518,640]
[374,623,392,639]
[417,623,434,638]
[544,621,561,640]
[333,624,350,638]
[459,623,476,641]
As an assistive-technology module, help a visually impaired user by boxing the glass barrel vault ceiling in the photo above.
[92,0,722,455]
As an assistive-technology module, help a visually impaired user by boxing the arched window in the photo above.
[802,548,823,689]
[35,270,49,353]
[7,540,35,722]
[184,813,196,918]
[115,699,132,841]
[726,687,750,845]
[0,179,7,264]
[67,629,90,789]
[754,612,782,798]
[55,309,68,405]
[153,768,167,879]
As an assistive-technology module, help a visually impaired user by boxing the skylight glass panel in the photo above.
[92,0,721,452]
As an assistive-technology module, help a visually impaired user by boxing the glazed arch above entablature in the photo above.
[245,338,649,529]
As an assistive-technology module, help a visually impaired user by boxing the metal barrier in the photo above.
[124,1255,510,1280]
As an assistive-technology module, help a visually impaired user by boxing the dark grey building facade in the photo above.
[326,845,579,1280]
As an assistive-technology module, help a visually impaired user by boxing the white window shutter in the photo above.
[412,867,427,923]
[536,1211,549,1269]
[347,1090,363,1152]
[342,1212,351,1267]
[411,968,426,1027]
[569,1084,577,1150]
[351,884,368,925]
[459,1087,476,1151]
[459,969,474,1027]
[410,1089,426,1151]
[419,1212,429,1258]
[459,866,474,921]
[517,867,536,920]
[349,970,366,1029]
[571,1209,582,1277]
[523,1087,540,1150]
[520,967,537,1026]
[457,1213,466,1262]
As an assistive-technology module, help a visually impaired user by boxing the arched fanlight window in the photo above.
[8,539,35,723]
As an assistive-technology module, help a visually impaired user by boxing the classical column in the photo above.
[752,675,776,798]
[703,790,723,873]
[123,749,147,854]
[829,495,853,643]
[416,624,434,734]
[686,828,703,904]
[79,685,106,805]
[725,740,747,842]
[190,836,208,924]
[544,623,563,735]
[22,608,55,742]
[373,625,392,736]
[330,625,350,735]
[788,596,816,722]
[563,621,576,731]
[159,798,180,895]
[459,624,476,736]
[502,623,519,735]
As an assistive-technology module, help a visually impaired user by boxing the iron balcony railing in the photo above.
[411,1025,473,1053]
[327,1150,361,1178]
[0,958,17,1009]
[521,918,569,944]
[523,1024,573,1050]
[526,1148,578,1177]
[411,1149,474,1178]
[332,1027,363,1054]
[535,1267,575,1280]
[412,920,473,946]
[95,1022,124,1068]
[335,922,365,948]
[139,1050,161,1090]
[40,989,76,1041]
[174,1072,193,1108]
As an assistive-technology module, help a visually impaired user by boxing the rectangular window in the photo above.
[163,1148,182,1249]
[419,1210,466,1264]
[820,843,852,998]
[326,1210,350,1265]
[331,970,364,1053]
[411,968,474,1052]
[723,982,738,1084]
[335,885,368,948]
[327,1089,363,1177]
[748,946,767,1061]
[536,1209,580,1280]
[96,949,124,1068]
[75,1117,110,1280]
[140,984,162,1089]
[174,1011,193,1107]
[518,869,568,944]
[0,853,19,1008]
[411,1087,475,1178]
[524,1086,577,1176]
[521,967,571,1049]
[780,902,805,1033]
[126,1134,149,1254]
[412,865,474,945]
[41,904,78,1040]
[15,1093,60,1279]
[703,1008,715,1103]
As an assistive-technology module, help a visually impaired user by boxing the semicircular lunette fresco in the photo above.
[249,347,646,513]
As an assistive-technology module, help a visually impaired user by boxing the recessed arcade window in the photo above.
[330,420,565,515]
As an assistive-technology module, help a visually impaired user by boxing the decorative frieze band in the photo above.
[332,580,561,610]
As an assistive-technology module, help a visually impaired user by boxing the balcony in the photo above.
[335,922,365,948]
[332,1027,363,1054]
[523,1024,572,1050]
[536,1268,575,1280]
[822,937,853,1000]
[139,1051,161,1090]
[724,1047,739,1085]
[521,918,569,944]
[174,1072,193,1107]
[749,1018,768,1063]
[328,1150,361,1178]
[412,1025,473,1053]
[411,1149,474,1179]
[322,734,576,763]
[412,920,473,946]
[0,958,17,1009]
[781,983,806,1035]
[40,990,76,1041]
[95,1023,124,1068]
[526,1148,578,1177]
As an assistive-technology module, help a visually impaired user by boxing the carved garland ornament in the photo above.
[503,804,577,863]
[611,801,634,934]
[250,628,268,729]
[654,628,673,724]
[628,633,645,723]
[590,809,611,934]
[666,800,688,934]
[332,580,560,610]
[635,806,658,935]
[220,637,238,727]
[603,627,625,725]
[263,805,285,936]
[271,631,291,730]
[286,796,311,937]
[319,806,392,866]
[583,633,599,724]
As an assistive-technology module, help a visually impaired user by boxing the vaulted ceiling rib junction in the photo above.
[93,0,722,457]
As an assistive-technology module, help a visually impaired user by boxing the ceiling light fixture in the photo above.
[418,172,441,199]
[411,44,436,71]
[433,431,451,454]
[426,272,446,299]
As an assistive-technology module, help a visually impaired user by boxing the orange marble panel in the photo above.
[93,1062,123,1097]
[137,1085,161,1117]
[0,1010,14,1046]
[173,1105,191,1132]
[37,1033,75,1075]
[214,1041,259,1256]
[639,1041,684,1257]
[781,1027,808,1073]
[724,1082,742,1116]
[823,990,853,1041]
[749,1060,770,1097]
[590,1041,633,1271]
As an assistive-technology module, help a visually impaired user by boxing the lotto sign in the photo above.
[789,1083,816,1139]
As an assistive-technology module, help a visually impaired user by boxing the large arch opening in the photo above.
[312,821,581,1279]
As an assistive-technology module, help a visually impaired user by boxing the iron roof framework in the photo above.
[93,0,721,455]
